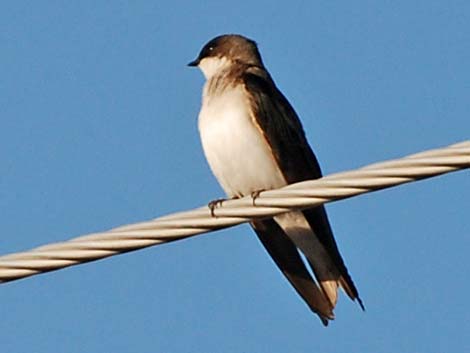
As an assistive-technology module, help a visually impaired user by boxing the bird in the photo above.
[188,34,363,325]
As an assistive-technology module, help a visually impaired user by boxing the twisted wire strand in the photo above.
[1,141,469,283]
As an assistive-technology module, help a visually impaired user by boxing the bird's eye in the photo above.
[201,45,215,58]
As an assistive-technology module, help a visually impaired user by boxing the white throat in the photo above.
[198,57,231,80]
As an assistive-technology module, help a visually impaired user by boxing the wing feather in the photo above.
[243,67,363,309]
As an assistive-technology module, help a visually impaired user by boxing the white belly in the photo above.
[198,85,286,197]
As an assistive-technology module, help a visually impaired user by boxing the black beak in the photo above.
[187,58,200,67]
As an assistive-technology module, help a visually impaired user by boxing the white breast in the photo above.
[198,84,286,197]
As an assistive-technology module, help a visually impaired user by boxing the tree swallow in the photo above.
[189,34,363,325]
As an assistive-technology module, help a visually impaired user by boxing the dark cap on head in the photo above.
[188,34,264,67]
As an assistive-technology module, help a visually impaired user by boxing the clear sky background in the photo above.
[1,2,469,353]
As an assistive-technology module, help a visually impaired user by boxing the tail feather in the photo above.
[251,206,363,325]
[301,207,364,309]
[275,210,363,312]
[251,219,334,325]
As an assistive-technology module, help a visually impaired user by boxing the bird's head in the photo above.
[188,34,263,79]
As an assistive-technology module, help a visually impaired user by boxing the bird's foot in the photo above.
[251,189,265,206]
[208,198,226,217]
[208,196,239,217]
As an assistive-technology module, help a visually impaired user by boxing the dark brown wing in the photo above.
[243,67,321,182]
[243,67,363,308]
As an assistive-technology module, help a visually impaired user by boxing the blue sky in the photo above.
[1,2,469,352]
